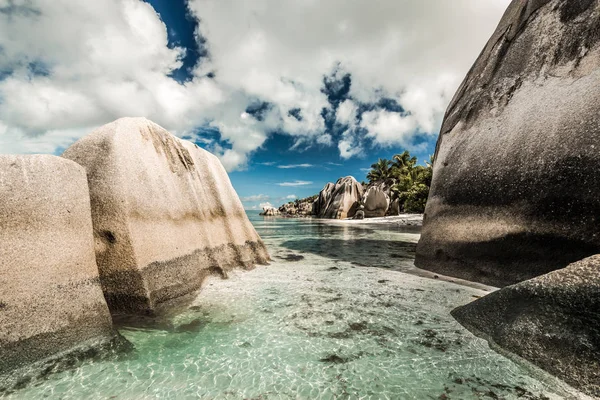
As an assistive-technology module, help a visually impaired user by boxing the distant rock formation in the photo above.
[452,255,600,398]
[62,118,270,315]
[278,197,315,217]
[0,155,116,379]
[361,187,390,218]
[260,206,280,216]
[416,0,600,286]
[315,177,363,219]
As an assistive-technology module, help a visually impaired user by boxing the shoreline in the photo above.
[259,213,424,227]
[323,213,423,226]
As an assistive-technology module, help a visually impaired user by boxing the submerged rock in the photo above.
[62,117,270,315]
[0,155,116,381]
[452,255,600,397]
[416,0,600,286]
[315,176,363,219]
[361,187,390,218]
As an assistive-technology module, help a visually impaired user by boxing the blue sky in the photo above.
[0,0,510,210]
[146,0,440,209]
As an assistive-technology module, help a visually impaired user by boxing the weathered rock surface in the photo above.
[315,177,363,219]
[416,0,600,286]
[353,210,365,220]
[278,198,314,217]
[452,255,600,397]
[0,155,116,379]
[62,118,270,315]
[361,187,390,218]
[388,198,400,216]
[260,206,280,216]
[313,182,335,217]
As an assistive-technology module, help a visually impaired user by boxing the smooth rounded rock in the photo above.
[452,255,600,397]
[315,177,363,219]
[361,187,390,218]
[0,155,116,380]
[62,118,270,315]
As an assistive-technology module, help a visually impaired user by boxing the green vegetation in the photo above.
[285,194,318,207]
[366,151,433,213]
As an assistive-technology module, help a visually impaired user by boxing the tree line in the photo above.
[365,150,433,213]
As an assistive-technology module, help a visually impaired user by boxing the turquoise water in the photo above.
[4,212,584,399]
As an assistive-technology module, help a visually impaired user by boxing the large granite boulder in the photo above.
[316,176,363,219]
[62,118,270,315]
[0,155,116,380]
[452,255,600,397]
[416,0,600,286]
[361,187,390,218]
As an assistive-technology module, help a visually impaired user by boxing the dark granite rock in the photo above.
[452,255,600,397]
[416,0,600,286]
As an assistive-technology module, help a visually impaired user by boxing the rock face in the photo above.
[278,199,314,217]
[361,187,390,218]
[452,255,600,397]
[388,198,400,216]
[315,177,363,219]
[62,118,270,315]
[353,210,365,220]
[260,206,280,216]
[416,0,600,286]
[313,182,335,217]
[0,155,116,378]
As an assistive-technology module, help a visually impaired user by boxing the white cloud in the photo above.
[360,110,418,147]
[336,100,359,126]
[277,180,313,187]
[0,0,510,170]
[259,201,274,209]
[286,194,297,199]
[338,130,363,160]
[241,194,270,202]
[316,134,333,146]
[277,163,313,169]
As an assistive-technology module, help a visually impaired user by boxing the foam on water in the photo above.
[4,212,586,399]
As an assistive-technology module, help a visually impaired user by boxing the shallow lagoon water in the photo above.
[5,212,585,399]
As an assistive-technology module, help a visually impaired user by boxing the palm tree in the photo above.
[391,151,417,178]
[367,158,393,182]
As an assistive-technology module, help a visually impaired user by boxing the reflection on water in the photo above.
[3,212,584,399]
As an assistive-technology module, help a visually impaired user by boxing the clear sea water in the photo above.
[5,212,585,399]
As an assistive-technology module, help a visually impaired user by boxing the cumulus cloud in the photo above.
[336,100,359,126]
[277,180,313,187]
[0,0,510,170]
